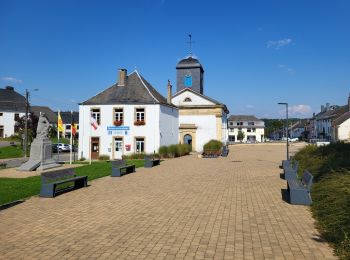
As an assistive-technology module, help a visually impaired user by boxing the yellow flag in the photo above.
[58,111,64,132]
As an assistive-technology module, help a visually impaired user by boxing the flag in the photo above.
[91,115,98,130]
[58,111,64,133]
[71,113,77,137]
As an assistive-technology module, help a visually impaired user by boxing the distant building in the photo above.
[79,69,178,160]
[0,86,26,138]
[55,111,79,138]
[31,106,57,126]
[228,115,265,143]
[172,57,229,152]
[290,120,307,139]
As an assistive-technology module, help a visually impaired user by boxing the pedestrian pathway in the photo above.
[0,144,335,259]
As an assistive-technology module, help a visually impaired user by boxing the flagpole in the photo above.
[70,110,73,165]
[57,110,60,163]
[89,111,92,165]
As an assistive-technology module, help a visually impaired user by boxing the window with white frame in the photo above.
[252,128,256,132]
[135,108,145,122]
[247,128,252,132]
[114,108,123,122]
[135,137,145,153]
[236,122,243,126]
[91,108,101,125]
[248,122,255,126]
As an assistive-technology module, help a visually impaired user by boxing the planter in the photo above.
[113,120,123,126]
[134,121,145,126]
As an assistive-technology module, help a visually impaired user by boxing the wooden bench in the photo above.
[40,168,88,198]
[144,155,160,168]
[111,160,135,177]
[221,146,229,157]
[284,160,299,181]
[287,170,313,205]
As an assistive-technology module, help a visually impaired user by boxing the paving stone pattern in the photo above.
[0,144,336,259]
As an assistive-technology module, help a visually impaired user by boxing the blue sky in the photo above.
[1,0,349,118]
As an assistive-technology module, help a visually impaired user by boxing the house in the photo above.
[30,106,57,126]
[55,111,79,138]
[332,95,350,142]
[290,120,307,139]
[78,69,179,160]
[227,115,265,143]
[171,56,229,152]
[0,86,26,138]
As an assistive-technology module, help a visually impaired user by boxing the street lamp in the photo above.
[278,102,289,160]
[24,88,38,158]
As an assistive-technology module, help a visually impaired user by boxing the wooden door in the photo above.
[91,137,100,159]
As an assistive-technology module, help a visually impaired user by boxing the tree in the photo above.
[237,130,245,142]
[15,114,39,143]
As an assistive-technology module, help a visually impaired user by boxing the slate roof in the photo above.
[315,105,348,120]
[55,111,79,124]
[333,111,350,126]
[81,71,175,107]
[176,57,204,70]
[228,115,263,122]
[30,106,57,124]
[0,86,26,112]
[172,87,229,114]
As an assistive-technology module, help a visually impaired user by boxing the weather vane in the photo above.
[186,34,195,57]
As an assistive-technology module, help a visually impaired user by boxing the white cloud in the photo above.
[278,64,295,75]
[1,76,22,84]
[279,105,312,117]
[267,38,292,49]
[246,104,254,109]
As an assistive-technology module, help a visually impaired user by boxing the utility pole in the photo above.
[24,89,29,158]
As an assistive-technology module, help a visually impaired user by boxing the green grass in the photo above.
[0,159,144,206]
[294,142,350,259]
[0,145,23,159]
[50,137,71,144]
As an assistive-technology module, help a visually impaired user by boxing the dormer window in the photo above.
[184,97,192,102]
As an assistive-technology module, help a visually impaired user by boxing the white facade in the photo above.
[172,89,228,152]
[0,112,24,138]
[78,104,178,160]
[336,118,350,141]
[228,117,265,143]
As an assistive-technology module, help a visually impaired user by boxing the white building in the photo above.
[171,57,229,152]
[228,115,265,143]
[0,86,26,138]
[78,69,178,160]
[56,111,79,138]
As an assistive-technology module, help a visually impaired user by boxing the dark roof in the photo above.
[333,111,350,126]
[30,106,57,123]
[315,105,348,120]
[176,56,204,70]
[81,71,175,107]
[228,115,263,122]
[172,87,229,114]
[0,86,26,112]
[55,111,79,124]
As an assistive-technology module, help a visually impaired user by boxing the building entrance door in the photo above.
[184,134,192,145]
[91,137,99,159]
[114,137,123,159]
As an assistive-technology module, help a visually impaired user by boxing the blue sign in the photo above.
[184,75,192,87]
[107,126,130,131]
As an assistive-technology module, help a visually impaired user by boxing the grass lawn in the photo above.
[0,145,23,159]
[0,159,144,206]
[294,142,350,259]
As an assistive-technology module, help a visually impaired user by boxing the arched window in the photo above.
[184,97,192,102]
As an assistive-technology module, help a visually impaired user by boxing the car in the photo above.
[52,143,71,153]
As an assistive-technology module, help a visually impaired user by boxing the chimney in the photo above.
[348,93,350,112]
[118,69,127,86]
[167,80,172,104]
[321,105,324,112]
[326,102,330,111]
[5,86,14,91]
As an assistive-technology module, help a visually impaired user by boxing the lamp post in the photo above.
[278,102,289,160]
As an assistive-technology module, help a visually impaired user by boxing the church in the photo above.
[171,56,229,152]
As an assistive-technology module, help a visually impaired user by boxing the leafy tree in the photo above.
[237,130,245,142]
[15,114,39,143]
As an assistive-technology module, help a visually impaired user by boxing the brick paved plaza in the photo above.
[0,144,335,259]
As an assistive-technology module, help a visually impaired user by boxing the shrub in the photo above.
[178,144,191,156]
[79,157,86,161]
[203,140,223,155]
[122,153,160,160]
[168,144,179,158]
[98,154,110,160]
[159,146,169,158]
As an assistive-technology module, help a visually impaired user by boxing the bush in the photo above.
[178,144,191,156]
[122,153,160,160]
[98,154,110,160]
[79,157,86,161]
[294,142,350,259]
[159,146,169,158]
[203,140,223,155]
[168,144,179,158]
